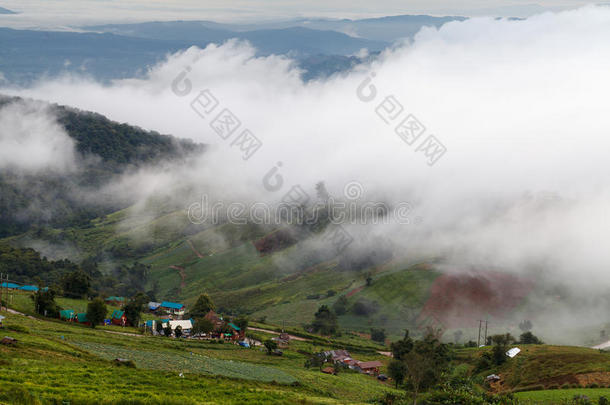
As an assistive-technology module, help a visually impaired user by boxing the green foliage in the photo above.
[192,317,215,335]
[189,293,216,318]
[519,331,543,344]
[391,330,414,360]
[86,297,107,328]
[264,339,278,354]
[350,298,379,316]
[174,325,183,338]
[233,316,249,332]
[332,295,348,315]
[123,299,143,326]
[311,305,338,336]
[387,359,407,388]
[31,287,60,318]
[0,243,80,285]
[370,327,386,343]
[61,270,91,298]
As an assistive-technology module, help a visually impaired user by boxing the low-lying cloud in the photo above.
[0,99,77,173]
[4,5,610,337]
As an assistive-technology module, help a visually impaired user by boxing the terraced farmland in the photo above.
[72,341,297,384]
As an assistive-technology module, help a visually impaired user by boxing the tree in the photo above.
[519,331,543,344]
[264,339,278,354]
[391,330,414,360]
[31,287,60,318]
[123,299,143,327]
[370,327,386,343]
[311,305,338,336]
[192,317,215,335]
[404,351,433,405]
[365,273,373,286]
[163,324,172,337]
[519,320,533,332]
[332,295,348,315]
[86,298,107,328]
[189,293,215,318]
[61,270,91,298]
[155,320,164,335]
[387,359,407,388]
[175,325,183,338]
[233,316,249,332]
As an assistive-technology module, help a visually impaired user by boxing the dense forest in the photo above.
[0,95,205,238]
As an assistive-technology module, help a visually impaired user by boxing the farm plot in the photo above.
[72,341,297,384]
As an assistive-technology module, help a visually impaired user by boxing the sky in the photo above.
[0,0,597,29]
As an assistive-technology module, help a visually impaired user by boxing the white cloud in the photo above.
[5,5,610,295]
[0,99,77,173]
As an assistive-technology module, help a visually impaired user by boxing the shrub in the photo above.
[598,396,608,405]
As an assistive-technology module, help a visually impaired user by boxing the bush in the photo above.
[598,396,608,405]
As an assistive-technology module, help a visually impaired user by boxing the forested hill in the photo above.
[0,95,204,167]
[0,95,205,237]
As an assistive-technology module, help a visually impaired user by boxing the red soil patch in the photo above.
[253,228,298,256]
[419,271,532,328]
[346,285,365,298]
[186,240,205,258]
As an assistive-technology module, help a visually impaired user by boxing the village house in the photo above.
[168,319,193,336]
[111,310,127,326]
[160,301,185,317]
[105,296,125,307]
[356,361,383,376]
[225,322,245,341]
[147,302,161,312]
[76,313,90,326]
[59,309,76,322]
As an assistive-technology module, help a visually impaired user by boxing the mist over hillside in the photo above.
[2,6,610,347]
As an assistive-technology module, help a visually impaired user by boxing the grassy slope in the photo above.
[514,388,610,404]
[6,206,441,337]
[0,304,399,405]
[457,345,610,392]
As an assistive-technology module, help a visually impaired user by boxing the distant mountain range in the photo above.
[0,14,465,85]
[0,6,17,14]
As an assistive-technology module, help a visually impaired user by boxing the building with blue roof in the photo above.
[160,301,185,316]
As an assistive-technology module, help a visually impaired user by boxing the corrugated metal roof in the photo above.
[228,322,240,331]
[111,310,125,319]
[161,301,184,309]
[60,310,75,319]
[1,282,19,289]
[19,285,38,291]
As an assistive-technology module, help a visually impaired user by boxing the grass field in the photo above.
[514,388,610,404]
[0,306,399,404]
